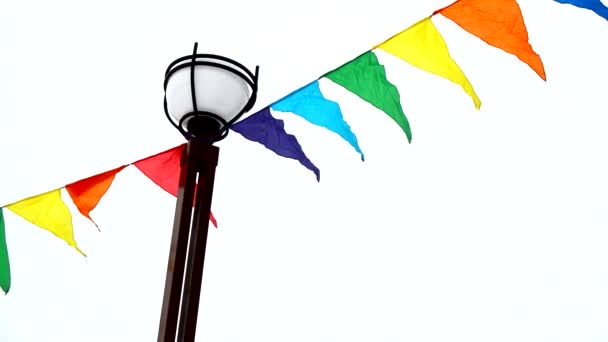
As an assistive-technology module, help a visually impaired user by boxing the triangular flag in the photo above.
[270,80,365,160]
[377,17,482,109]
[6,189,85,256]
[553,0,608,21]
[436,0,546,80]
[324,51,413,143]
[66,165,127,229]
[232,107,321,181]
[0,208,11,294]
[134,145,218,228]
[135,145,185,197]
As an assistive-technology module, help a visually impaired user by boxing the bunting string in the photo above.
[1,0,605,294]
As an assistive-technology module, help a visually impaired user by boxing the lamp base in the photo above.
[186,115,222,139]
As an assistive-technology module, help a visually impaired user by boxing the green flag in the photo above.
[324,51,412,143]
[0,208,11,294]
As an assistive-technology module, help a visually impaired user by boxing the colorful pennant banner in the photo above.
[1,0,605,293]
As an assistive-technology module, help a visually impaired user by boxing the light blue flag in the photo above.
[554,0,608,21]
[271,80,365,161]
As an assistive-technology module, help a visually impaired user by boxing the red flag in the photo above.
[134,144,218,228]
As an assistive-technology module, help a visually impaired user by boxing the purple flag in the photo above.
[231,107,320,181]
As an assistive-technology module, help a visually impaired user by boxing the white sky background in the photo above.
[1,0,608,341]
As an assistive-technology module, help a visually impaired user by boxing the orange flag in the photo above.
[436,0,546,80]
[66,165,127,229]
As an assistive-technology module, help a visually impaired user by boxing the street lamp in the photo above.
[158,42,259,342]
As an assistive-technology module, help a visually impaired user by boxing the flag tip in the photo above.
[92,221,100,232]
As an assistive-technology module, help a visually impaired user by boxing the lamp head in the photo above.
[163,42,259,142]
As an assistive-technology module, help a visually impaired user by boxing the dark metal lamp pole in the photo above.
[157,42,259,342]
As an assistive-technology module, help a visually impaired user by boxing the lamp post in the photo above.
[158,42,259,342]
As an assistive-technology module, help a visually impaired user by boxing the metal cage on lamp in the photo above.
[163,42,259,142]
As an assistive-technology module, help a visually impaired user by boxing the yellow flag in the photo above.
[6,189,85,256]
[377,17,481,109]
